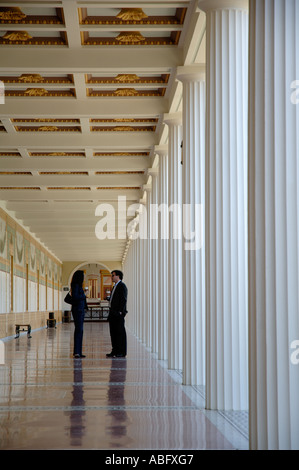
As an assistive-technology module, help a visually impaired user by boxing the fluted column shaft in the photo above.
[140,205,147,344]
[248,0,299,450]
[144,187,152,349]
[156,147,169,361]
[177,66,206,385]
[199,0,249,410]
[148,168,159,355]
[127,238,138,335]
[164,113,183,370]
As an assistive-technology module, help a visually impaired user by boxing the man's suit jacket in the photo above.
[109,281,128,316]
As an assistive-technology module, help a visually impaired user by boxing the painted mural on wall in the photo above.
[0,217,6,259]
[15,231,24,266]
[40,251,45,276]
[30,243,36,273]
[0,207,62,286]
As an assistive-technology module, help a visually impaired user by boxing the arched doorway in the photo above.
[68,262,113,300]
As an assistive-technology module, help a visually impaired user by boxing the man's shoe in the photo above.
[115,354,126,357]
[106,352,115,357]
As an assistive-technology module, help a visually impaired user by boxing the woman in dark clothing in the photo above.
[71,270,86,358]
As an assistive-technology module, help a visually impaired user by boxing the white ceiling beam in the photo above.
[0,174,146,186]
[0,189,142,200]
[0,156,150,171]
[24,223,130,231]
[77,2,190,6]
[1,118,16,133]
[0,48,182,71]
[0,24,67,32]
[12,215,135,224]
[0,1,190,6]
[79,24,183,32]
[62,0,82,48]
[0,98,167,118]
[182,7,206,64]
[0,132,157,148]
[7,200,138,211]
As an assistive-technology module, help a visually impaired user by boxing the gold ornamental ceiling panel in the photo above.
[95,171,144,175]
[15,126,81,132]
[78,7,186,26]
[0,152,21,157]
[90,125,156,132]
[0,31,68,46]
[86,74,169,85]
[4,88,76,98]
[96,187,140,190]
[87,88,166,97]
[28,152,86,158]
[1,75,74,85]
[0,171,32,175]
[90,118,158,123]
[12,118,80,123]
[79,7,186,46]
[0,187,41,190]
[0,7,64,24]
[93,152,150,157]
[81,31,179,46]
[39,171,89,175]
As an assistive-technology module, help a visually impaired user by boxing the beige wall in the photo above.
[0,310,62,340]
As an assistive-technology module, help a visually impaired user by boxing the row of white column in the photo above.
[124,0,299,450]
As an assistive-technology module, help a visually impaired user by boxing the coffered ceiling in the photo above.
[0,1,206,262]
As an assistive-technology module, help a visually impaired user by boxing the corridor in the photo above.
[0,322,248,450]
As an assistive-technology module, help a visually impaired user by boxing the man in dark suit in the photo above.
[106,270,128,358]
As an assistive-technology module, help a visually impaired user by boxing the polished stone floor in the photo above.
[0,322,248,450]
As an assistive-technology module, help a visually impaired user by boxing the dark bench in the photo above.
[15,324,32,338]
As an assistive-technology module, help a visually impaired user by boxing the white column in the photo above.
[123,240,134,332]
[164,112,183,371]
[199,0,249,411]
[143,184,152,350]
[177,65,206,386]
[126,238,137,335]
[248,0,299,450]
[148,167,159,355]
[155,145,169,361]
[133,239,138,335]
[139,205,147,344]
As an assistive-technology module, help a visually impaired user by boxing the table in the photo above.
[15,324,32,338]
[85,303,109,321]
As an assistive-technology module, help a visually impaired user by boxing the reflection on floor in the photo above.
[0,322,249,450]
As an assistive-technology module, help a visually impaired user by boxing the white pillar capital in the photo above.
[147,167,159,178]
[154,144,168,158]
[198,0,248,12]
[176,64,205,83]
[163,112,182,127]
[142,183,152,193]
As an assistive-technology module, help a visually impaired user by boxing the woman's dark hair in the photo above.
[71,270,84,286]
[111,270,123,280]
